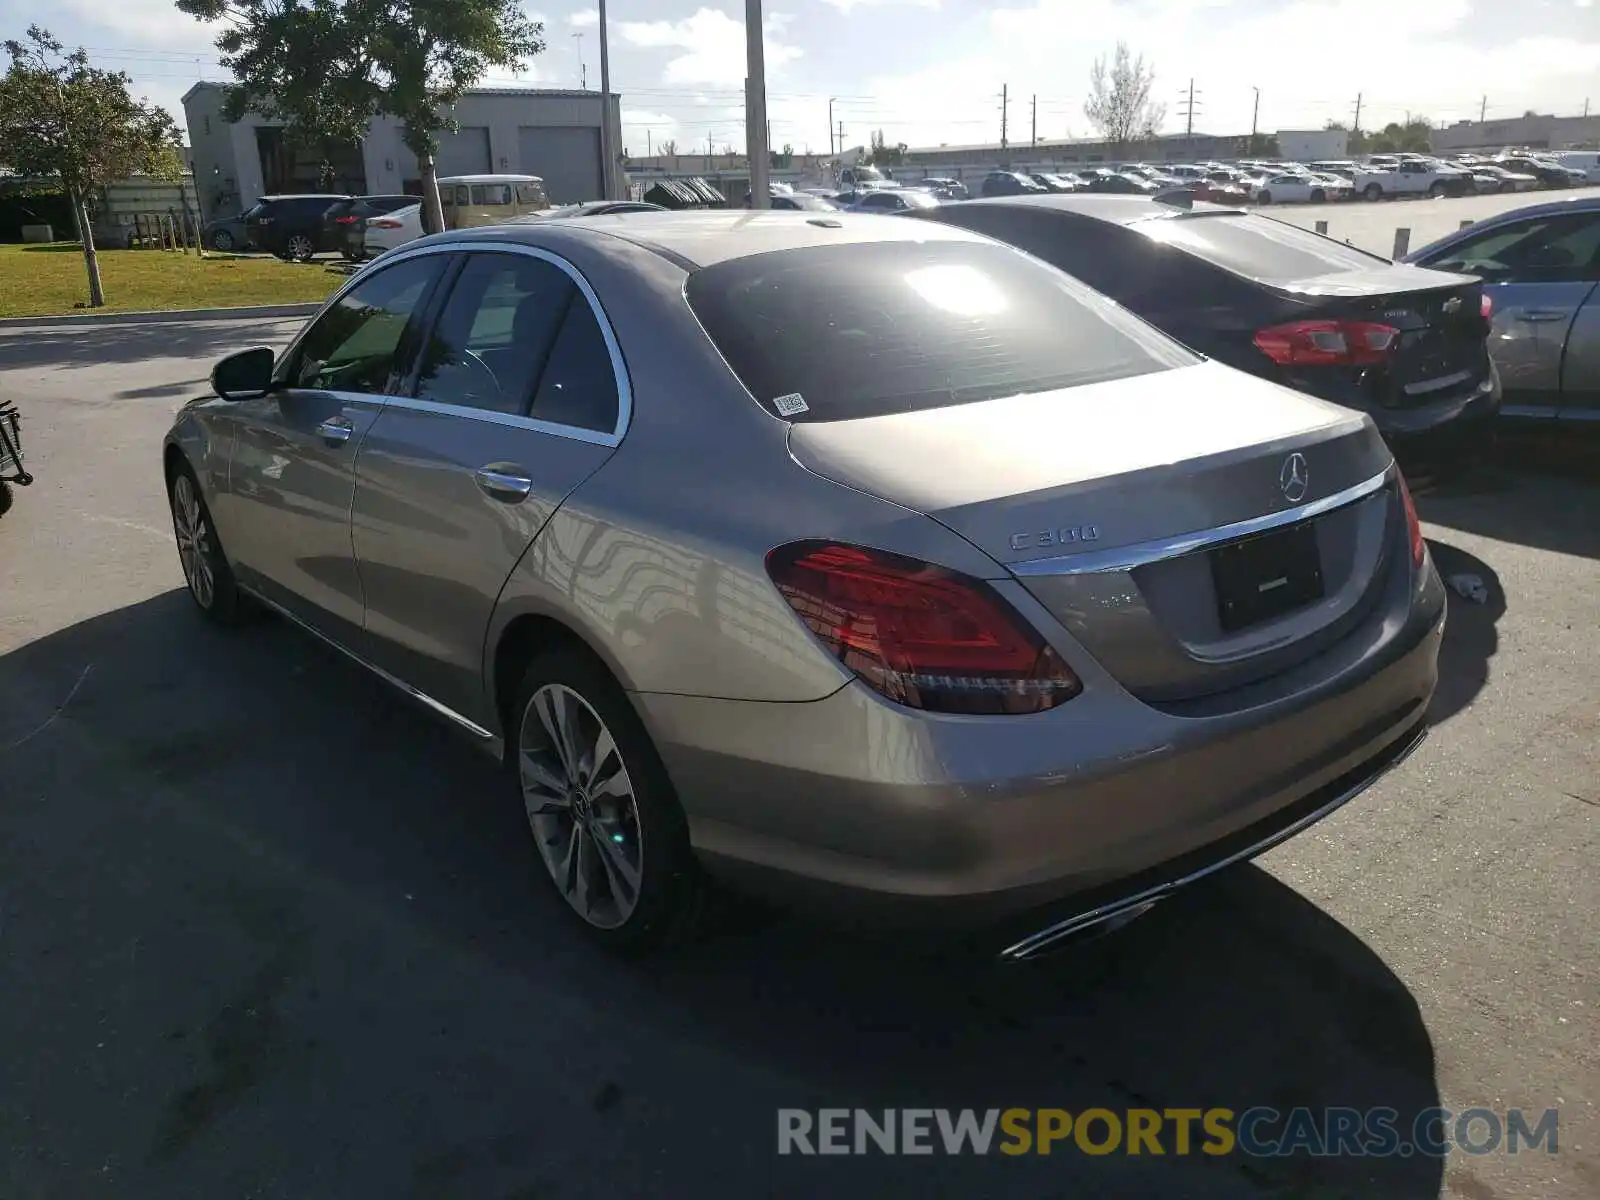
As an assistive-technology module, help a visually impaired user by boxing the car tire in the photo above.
[1310,189,1326,204]
[1257,191,1272,205]
[0,480,12,519]
[511,643,707,955]
[167,461,251,626]
[1428,182,1448,199]
[1364,183,1384,202]
[1500,181,1515,194]
[211,229,235,252]
[285,233,315,262]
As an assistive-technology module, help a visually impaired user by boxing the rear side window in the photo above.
[1132,213,1389,282]
[472,184,514,205]
[684,240,1196,423]
[530,297,621,433]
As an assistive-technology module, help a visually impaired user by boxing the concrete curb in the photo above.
[0,302,321,331]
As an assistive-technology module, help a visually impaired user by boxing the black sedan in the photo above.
[910,194,1500,474]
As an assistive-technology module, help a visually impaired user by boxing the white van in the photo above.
[1554,151,1598,180]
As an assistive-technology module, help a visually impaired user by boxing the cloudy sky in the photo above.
[4,0,1596,154]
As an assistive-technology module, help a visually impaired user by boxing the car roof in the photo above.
[950,193,1247,224]
[443,209,993,269]
[438,174,542,184]
[1406,194,1600,259]
[260,193,350,201]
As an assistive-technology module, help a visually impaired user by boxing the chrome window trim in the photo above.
[281,239,634,449]
[1009,464,1395,578]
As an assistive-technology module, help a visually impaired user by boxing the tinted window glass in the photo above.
[289,256,443,394]
[1132,213,1389,281]
[529,297,620,433]
[472,184,514,205]
[1421,214,1600,283]
[684,240,1196,423]
[414,253,576,414]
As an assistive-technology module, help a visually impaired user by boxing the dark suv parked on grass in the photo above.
[322,195,419,261]
[242,194,352,261]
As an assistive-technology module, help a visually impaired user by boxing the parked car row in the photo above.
[168,204,1454,959]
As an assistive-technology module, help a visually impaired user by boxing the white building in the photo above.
[1275,129,1350,162]
[183,82,623,219]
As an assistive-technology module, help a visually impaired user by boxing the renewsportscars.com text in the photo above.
[777,1106,1559,1158]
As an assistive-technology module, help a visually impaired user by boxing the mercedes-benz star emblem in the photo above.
[1280,452,1309,503]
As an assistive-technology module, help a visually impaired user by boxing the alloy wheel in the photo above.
[287,234,314,261]
[212,229,235,251]
[170,474,215,609]
[519,683,644,930]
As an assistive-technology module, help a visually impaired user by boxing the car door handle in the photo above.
[474,465,534,502]
[1516,310,1569,322]
[316,417,354,444]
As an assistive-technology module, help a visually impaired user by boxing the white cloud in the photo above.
[846,0,1600,150]
[567,9,598,27]
[824,0,939,11]
[619,6,801,87]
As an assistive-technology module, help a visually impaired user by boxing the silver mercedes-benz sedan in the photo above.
[162,212,1446,958]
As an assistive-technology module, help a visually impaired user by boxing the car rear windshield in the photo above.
[1131,212,1390,282]
[684,240,1197,422]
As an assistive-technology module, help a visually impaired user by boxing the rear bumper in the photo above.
[639,549,1445,937]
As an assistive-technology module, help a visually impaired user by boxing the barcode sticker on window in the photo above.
[772,393,809,416]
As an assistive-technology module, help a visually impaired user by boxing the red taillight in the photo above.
[370,218,403,229]
[1398,475,1426,569]
[765,541,1082,715]
[1480,292,1493,319]
[1254,319,1399,367]
[335,214,360,224]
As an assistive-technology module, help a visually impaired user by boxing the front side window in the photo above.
[516,182,549,206]
[684,240,1196,423]
[1422,215,1600,283]
[414,253,576,414]
[288,256,443,394]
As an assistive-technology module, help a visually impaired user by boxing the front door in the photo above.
[222,254,446,645]
[351,247,626,726]
[1417,210,1600,417]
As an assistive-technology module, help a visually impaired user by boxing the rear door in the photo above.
[1413,209,1600,415]
[350,246,627,727]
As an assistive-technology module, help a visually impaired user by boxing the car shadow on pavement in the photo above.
[1424,538,1505,727]
[0,589,1448,1198]
[0,317,304,374]
[1416,448,1600,561]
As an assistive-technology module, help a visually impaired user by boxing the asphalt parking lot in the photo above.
[1264,189,1578,258]
[1,315,1596,1199]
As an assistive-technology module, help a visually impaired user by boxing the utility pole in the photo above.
[745,0,770,208]
[837,120,845,160]
[1178,78,1200,142]
[571,32,585,89]
[598,0,613,199]
[1352,92,1363,134]
[1031,94,1037,149]
[1583,97,1590,118]
[1000,84,1009,151]
[1480,95,1487,123]
[1250,86,1260,149]
[828,97,835,158]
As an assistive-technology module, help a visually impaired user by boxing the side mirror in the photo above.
[211,347,277,402]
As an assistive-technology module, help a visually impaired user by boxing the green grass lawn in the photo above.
[0,242,341,318]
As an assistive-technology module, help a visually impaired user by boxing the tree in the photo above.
[660,138,677,156]
[0,27,182,307]
[176,0,544,236]
[867,129,906,166]
[1083,42,1166,154]
[769,141,794,169]
[1366,117,1431,154]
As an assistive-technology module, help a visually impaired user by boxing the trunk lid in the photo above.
[788,361,1397,701]
[1277,266,1491,409]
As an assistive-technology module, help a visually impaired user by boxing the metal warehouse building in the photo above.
[183,81,623,221]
